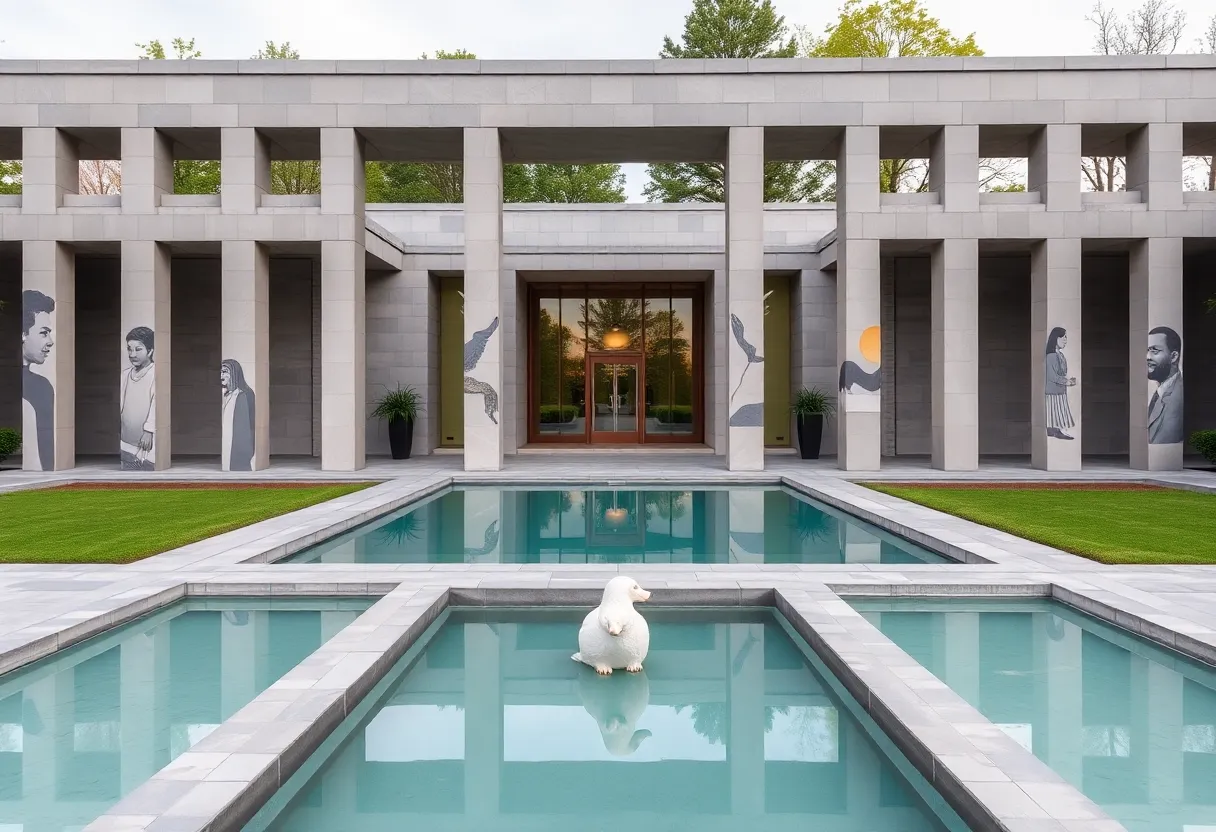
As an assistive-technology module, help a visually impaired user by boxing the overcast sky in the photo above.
[6,0,1214,198]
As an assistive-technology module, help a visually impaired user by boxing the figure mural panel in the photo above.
[221,359,257,472]
[1146,326,1184,446]
[1044,327,1077,441]
[21,290,56,472]
[464,317,500,425]
[119,327,158,470]
[727,313,764,427]
[839,325,881,396]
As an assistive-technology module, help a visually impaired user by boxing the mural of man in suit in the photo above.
[1146,326,1183,446]
[21,290,56,471]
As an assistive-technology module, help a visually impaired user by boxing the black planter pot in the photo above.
[796,414,825,460]
[388,417,414,460]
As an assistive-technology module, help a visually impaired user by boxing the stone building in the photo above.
[1,56,1213,472]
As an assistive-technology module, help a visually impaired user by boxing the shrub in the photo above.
[647,405,694,424]
[1192,430,1216,466]
[538,405,579,424]
[0,429,20,465]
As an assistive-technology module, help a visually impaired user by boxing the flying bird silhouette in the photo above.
[730,313,764,405]
[464,317,500,372]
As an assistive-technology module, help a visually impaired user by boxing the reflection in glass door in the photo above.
[588,357,640,443]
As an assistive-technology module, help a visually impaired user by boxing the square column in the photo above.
[1031,238,1083,471]
[321,240,366,471]
[21,127,78,214]
[1127,123,1183,211]
[1029,125,1081,212]
[836,126,882,471]
[1130,237,1185,470]
[221,240,270,472]
[930,125,979,213]
[725,126,765,471]
[22,240,74,471]
[931,238,979,470]
[120,241,172,470]
[463,127,504,471]
[121,128,172,214]
[220,128,270,214]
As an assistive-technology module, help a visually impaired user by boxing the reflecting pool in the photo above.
[246,608,968,832]
[0,597,370,829]
[852,599,1216,832]
[287,487,943,564]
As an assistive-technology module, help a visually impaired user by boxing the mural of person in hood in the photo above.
[221,359,257,471]
[839,326,881,395]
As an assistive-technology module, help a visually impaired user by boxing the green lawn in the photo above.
[0,484,372,564]
[863,484,1216,565]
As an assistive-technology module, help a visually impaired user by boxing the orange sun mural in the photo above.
[838,325,882,394]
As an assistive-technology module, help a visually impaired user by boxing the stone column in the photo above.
[836,127,882,471]
[931,238,979,471]
[120,240,172,470]
[727,490,765,562]
[22,240,74,471]
[929,125,979,212]
[21,127,77,214]
[1126,123,1184,211]
[841,523,882,563]
[1130,237,1185,471]
[725,126,765,471]
[1038,612,1082,785]
[121,127,172,214]
[943,612,981,706]
[220,610,259,717]
[462,489,503,563]
[320,127,368,472]
[1031,238,1083,471]
[1028,125,1081,212]
[220,241,269,472]
[463,127,504,471]
[120,632,158,793]
[220,128,270,214]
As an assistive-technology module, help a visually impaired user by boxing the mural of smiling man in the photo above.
[1146,326,1183,446]
[21,289,56,472]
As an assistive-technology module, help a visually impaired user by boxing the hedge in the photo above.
[647,405,694,424]
[0,429,20,465]
[1192,430,1216,466]
[539,405,580,424]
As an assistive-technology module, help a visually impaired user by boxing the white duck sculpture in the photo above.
[572,576,651,675]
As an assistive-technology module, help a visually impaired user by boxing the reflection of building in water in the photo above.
[0,604,362,830]
[298,487,936,567]
[859,604,1216,832]
[272,613,951,831]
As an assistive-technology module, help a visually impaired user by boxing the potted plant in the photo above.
[791,387,836,460]
[371,385,423,460]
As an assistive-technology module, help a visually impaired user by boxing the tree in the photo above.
[252,41,300,60]
[364,50,627,204]
[801,0,1009,194]
[136,38,201,60]
[0,160,19,195]
[78,159,121,195]
[248,43,319,194]
[1084,1,1187,191]
[647,0,816,204]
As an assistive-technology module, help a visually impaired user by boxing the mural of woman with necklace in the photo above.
[1044,327,1078,441]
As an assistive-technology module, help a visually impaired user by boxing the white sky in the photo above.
[5,0,1214,199]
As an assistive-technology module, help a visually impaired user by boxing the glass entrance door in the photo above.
[587,356,641,443]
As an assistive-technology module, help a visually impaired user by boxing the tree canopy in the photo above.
[647,0,810,203]
[802,0,981,57]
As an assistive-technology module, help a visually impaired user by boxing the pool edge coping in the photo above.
[80,586,1121,832]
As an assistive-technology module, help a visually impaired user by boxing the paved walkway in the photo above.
[0,454,1211,832]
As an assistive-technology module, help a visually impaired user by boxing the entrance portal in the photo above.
[529,284,703,446]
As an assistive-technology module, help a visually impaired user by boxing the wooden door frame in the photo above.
[585,352,643,444]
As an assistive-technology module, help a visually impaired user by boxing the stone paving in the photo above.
[0,454,1212,831]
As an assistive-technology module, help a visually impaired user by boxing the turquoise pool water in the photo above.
[246,608,968,832]
[851,599,1216,832]
[0,597,370,830]
[287,486,944,564]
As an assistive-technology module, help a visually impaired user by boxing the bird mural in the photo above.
[464,317,500,425]
[463,519,501,559]
[839,325,881,395]
[729,313,763,406]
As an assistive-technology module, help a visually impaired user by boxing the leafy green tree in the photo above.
[248,43,318,194]
[252,41,300,60]
[0,160,20,195]
[365,50,626,204]
[136,38,201,59]
[799,0,1011,195]
[646,0,813,203]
